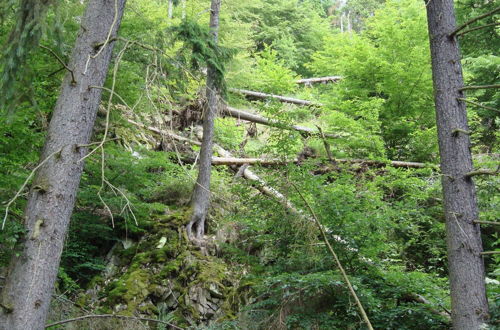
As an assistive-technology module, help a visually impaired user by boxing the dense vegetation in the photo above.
[0,0,498,329]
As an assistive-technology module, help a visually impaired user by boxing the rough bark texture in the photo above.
[0,0,126,329]
[425,1,489,329]
[187,0,221,241]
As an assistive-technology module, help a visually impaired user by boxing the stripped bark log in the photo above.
[224,106,340,138]
[229,88,322,107]
[296,76,343,86]
[210,156,432,169]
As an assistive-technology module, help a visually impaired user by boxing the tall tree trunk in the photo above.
[182,0,186,20]
[186,0,221,241]
[168,0,174,19]
[0,0,126,329]
[425,1,489,329]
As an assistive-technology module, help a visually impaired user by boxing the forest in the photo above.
[0,0,498,329]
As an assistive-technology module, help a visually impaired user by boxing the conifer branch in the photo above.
[40,45,76,85]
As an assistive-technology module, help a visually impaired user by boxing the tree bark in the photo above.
[186,0,221,241]
[229,88,323,107]
[0,0,126,329]
[425,1,489,329]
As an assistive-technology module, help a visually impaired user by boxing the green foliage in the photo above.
[309,0,436,161]
[248,46,298,95]
[172,19,235,94]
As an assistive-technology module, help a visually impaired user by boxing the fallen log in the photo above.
[296,76,343,86]
[224,106,340,138]
[229,88,322,107]
[210,156,432,169]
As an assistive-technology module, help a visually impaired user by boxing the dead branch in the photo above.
[459,84,500,91]
[457,98,500,113]
[465,168,499,178]
[224,106,340,138]
[456,22,500,37]
[450,7,500,37]
[45,314,183,329]
[39,45,76,85]
[296,76,342,86]
[229,88,323,107]
[474,220,500,226]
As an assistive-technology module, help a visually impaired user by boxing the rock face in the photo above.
[80,209,243,328]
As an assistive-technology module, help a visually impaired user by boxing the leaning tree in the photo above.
[0,0,126,329]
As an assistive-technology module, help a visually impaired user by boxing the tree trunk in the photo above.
[0,0,126,329]
[425,1,489,329]
[186,0,221,241]
[168,0,173,19]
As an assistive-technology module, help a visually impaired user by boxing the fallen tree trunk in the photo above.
[224,106,339,138]
[210,156,432,169]
[296,76,343,86]
[229,88,322,107]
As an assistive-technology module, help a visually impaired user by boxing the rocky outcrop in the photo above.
[79,208,246,328]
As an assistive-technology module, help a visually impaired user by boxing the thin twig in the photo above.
[458,98,500,113]
[2,148,62,230]
[456,22,500,37]
[45,314,184,329]
[459,84,500,91]
[39,45,76,85]
[290,182,374,330]
[450,7,500,37]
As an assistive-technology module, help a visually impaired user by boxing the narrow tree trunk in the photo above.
[425,1,489,329]
[0,0,126,329]
[186,0,221,241]
[168,0,173,19]
[182,0,186,20]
